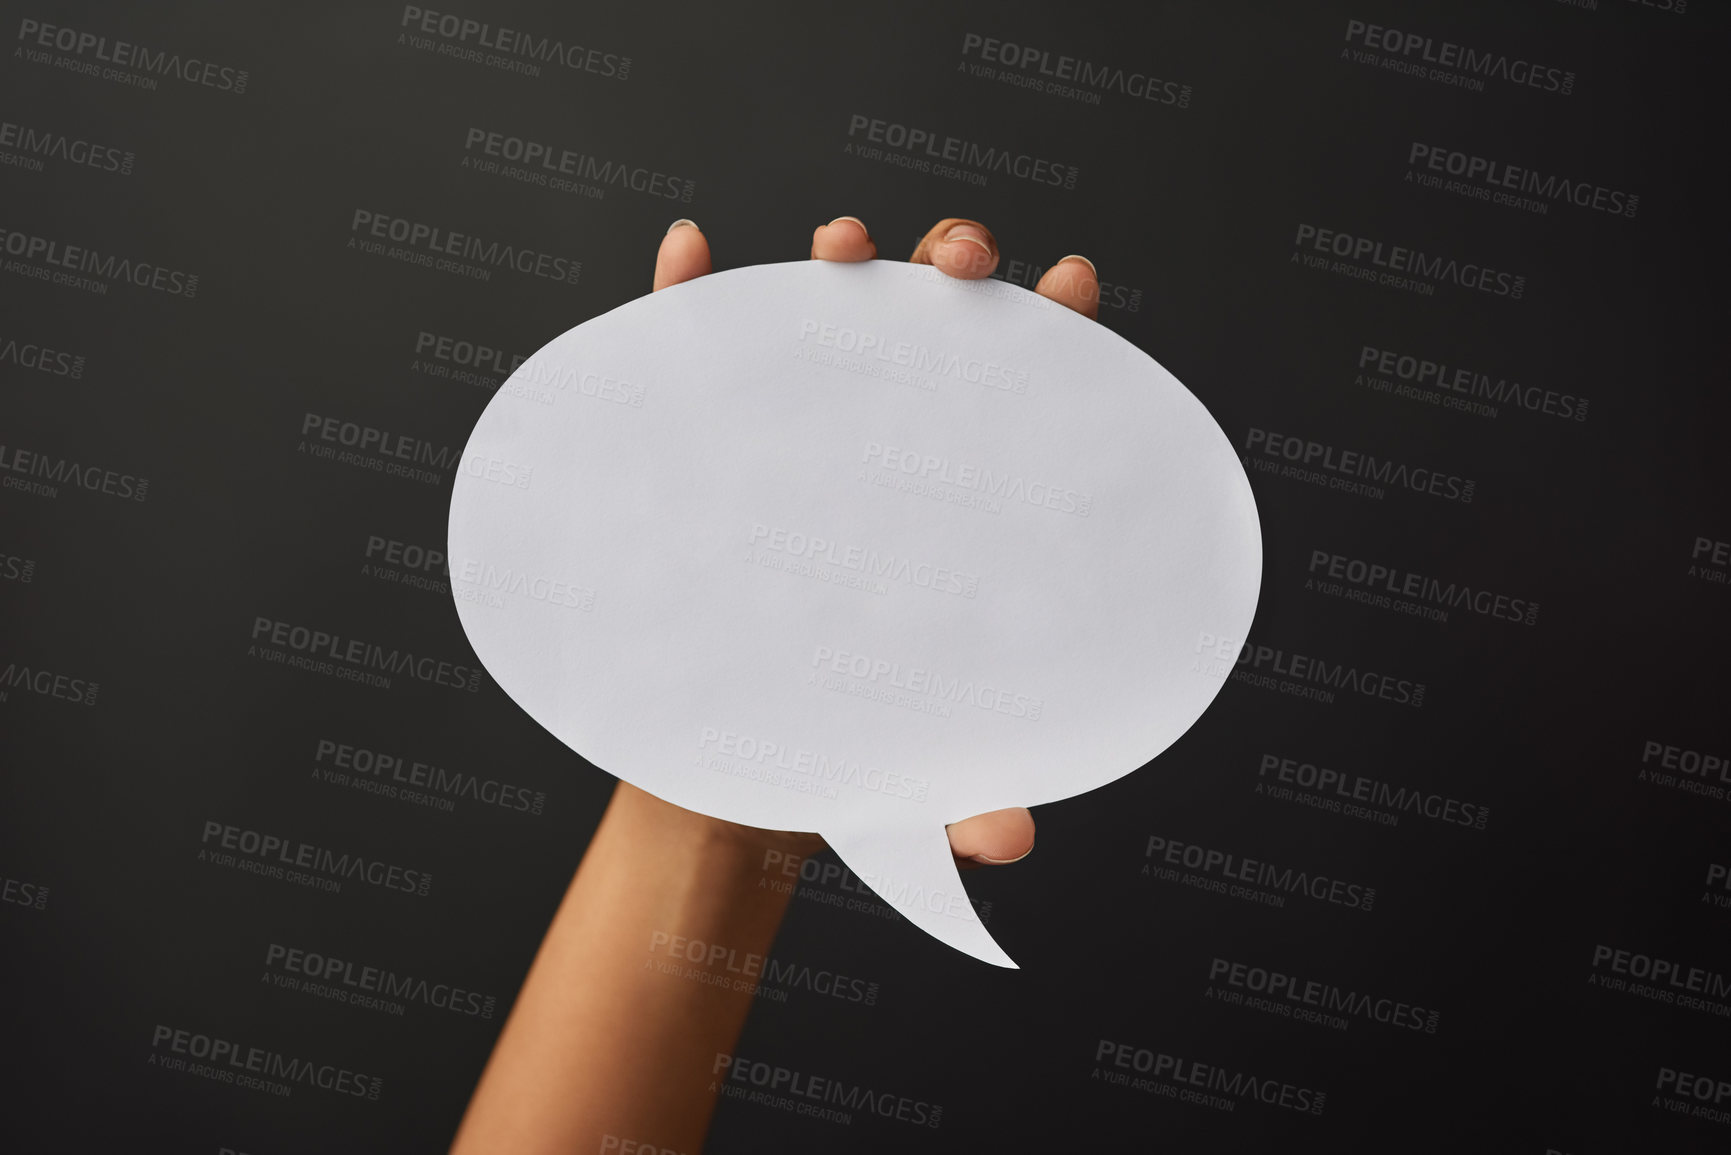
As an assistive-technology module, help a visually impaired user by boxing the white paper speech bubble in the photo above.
[447,259,1261,968]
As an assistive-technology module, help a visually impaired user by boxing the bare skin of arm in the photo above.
[449,215,1099,1155]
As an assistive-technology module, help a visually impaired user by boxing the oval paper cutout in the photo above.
[448,259,1262,967]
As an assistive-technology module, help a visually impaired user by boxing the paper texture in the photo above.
[448,259,1262,966]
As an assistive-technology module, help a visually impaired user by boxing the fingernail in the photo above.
[1057,253,1096,276]
[828,215,870,241]
[943,223,993,256]
[666,218,699,235]
[971,839,1034,866]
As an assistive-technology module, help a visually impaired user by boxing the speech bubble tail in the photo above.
[822,823,1018,969]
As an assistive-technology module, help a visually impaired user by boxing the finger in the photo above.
[1034,255,1100,321]
[653,218,711,292]
[811,215,877,262]
[946,807,1035,866]
[910,217,999,279]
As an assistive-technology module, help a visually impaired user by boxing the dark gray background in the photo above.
[2,1,1726,1151]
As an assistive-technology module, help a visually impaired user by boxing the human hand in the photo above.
[448,217,1092,1154]
[638,213,1103,869]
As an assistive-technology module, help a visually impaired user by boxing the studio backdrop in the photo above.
[2,1,1726,1152]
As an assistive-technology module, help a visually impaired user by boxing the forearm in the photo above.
[450,782,801,1155]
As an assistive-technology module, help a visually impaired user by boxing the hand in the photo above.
[448,216,1094,1153]
[641,213,1107,869]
